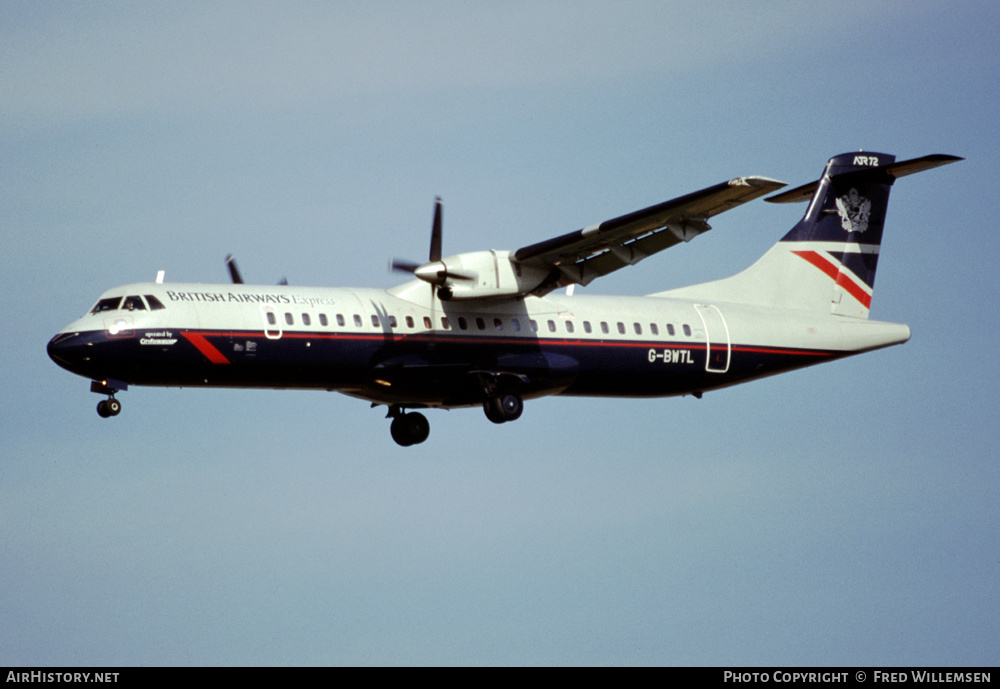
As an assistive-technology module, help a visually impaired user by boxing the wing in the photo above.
[513,176,786,292]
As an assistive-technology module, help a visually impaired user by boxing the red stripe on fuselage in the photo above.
[181,332,231,364]
[182,329,835,359]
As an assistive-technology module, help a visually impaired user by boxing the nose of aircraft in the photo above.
[48,332,78,369]
[47,331,94,376]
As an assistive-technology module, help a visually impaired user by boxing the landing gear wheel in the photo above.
[96,398,121,418]
[390,412,430,447]
[484,392,523,424]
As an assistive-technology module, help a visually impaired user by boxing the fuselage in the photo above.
[47,279,911,409]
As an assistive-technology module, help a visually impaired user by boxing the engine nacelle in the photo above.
[428,250,551,301]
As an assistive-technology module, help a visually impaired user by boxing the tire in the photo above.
[390,412,430,446]
[484,393,523,424]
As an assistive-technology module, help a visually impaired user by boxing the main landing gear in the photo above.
[480,372,524,425]
[385,390,525,446]
[388,407,431,447]
[483,392,523,424]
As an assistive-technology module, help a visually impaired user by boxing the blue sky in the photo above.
[3,1,997,666]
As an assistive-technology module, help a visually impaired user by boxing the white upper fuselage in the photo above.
[59,279,909,355]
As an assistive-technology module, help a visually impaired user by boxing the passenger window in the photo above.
[565,320,574,334]
[529,319,538,332]
[683,324,692,336]
[302,313,311,326]
[353,314,362,327]
[266,312,277,326]
[423,316,432,329]
[583,321,592,334]
[123,296,146,311]
[285,313,294,326]
[494,318,503,331]
[319,314,328,327]
[476,317,486,331]
[441,317,451,330]
[336,314,345,326]
[667,324,675,336]
[144,295,166,311]
[633,323,642,335]
[388,315,398,328]
[617,322,626,335]
[600,322,609,334]
[371,315,380,327]
[91,297,122,314]
[547,320,556,332]
[458,317,468,330]
[511,318,521,332]
[650,323,659,336]
[405,316,414,328]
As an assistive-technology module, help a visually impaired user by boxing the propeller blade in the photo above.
[390,258,421,274]
[429,197,443,263]
[389,197,446,281]
[225,254,244,284]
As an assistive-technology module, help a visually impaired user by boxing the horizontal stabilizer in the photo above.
[765,154,963,204]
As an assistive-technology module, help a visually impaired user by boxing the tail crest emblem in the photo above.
[835,189,871,234]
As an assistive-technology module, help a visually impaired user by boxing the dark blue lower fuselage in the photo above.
[48,326,838,408]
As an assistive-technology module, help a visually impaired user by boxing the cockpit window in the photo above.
[91,297,122,314]
[144,294,166,310]
[122,295,146,311]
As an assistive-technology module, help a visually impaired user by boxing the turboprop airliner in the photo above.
[48,151,959,446]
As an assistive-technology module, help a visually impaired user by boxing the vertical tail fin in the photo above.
[658,152,961,318]
[771,151,898,318]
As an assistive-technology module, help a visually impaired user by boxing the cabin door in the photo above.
[694,304,731,373]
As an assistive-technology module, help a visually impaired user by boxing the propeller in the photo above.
[391,197,474,299]
[391,196,443,274]
[389,198,458,338]
[225,254,287,286]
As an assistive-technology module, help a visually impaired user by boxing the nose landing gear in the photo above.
[91,380,124,419]
[97,398,121,418]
